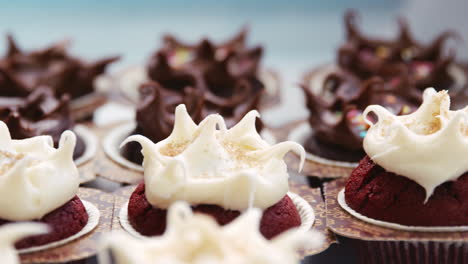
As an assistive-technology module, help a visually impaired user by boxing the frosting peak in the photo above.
[0,122,80,221]
[0,223,48,264]
[363,88,468,200]
[122,104,305,210]
[101,202,322,264]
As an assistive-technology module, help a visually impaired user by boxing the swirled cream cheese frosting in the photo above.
[122,104,305,210]
[0,122,80,221]
[0,223,48,264]
[363,88,468,201]
[101,202,322,264]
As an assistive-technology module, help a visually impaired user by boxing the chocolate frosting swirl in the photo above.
[0,35,119,99]
[338,10,460,91]
[302,71,420,162]
[0,86,85,159]
[301,10,464,162]
[123,30,265,164]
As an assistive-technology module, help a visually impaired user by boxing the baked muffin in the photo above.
[0,122,88,248]
[345,88,468,226]
[0,86,85,160]
[0,223,48,264]
[0,35,119,99]
[122,104,305,239]
[103,202,322,264]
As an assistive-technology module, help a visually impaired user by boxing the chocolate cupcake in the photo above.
[0,35,119,99]
[103,202,323,264]
[0,124,100,251]
[116,29,280,109]
[293,75,420,182]
[119,104,314,239]
[0,35,119,120]
[338,10,464,93]
[0,86,87,160]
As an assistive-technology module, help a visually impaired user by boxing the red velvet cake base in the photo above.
[0,196,88,249]
[127,183,302,239]
[345,156,468,226]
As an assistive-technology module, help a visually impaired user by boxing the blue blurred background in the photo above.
[1,0,466,124]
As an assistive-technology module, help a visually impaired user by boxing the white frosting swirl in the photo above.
[0,122,80,221]
[363,88,468,201]
[101,202,322,264]
[122,104,305,210]
[0,223,48,264]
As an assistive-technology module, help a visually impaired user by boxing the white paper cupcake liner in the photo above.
[337,189,468,232]
[259,68,279,96]
[74,125,98,166]
[306,64,339,95]
[447,64,467,93]
[104,122,277,173]
[103,123,144,172]
[119,192,315,239]
[18,200,100,254]
[288,123,359,169]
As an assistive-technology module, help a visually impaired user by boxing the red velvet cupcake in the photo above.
[340,88,468,264]
[122,104,308,239]
[344,88,468,227]
[0,122,89,249]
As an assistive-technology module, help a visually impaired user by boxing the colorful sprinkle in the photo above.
[412,62,433,80]
[385,95,397,104]
[375,46,390,59]
[401,47,414,61]
[168,48,194,67]
[346,109,370,138]
[401,105,412,115]
[389,77,401,88]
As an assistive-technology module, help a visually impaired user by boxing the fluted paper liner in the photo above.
[112,181,336,257]
[337,189,468,232]
[118,192,313,238]
[325,178,468,242]
[325,177,468,264]
[19,200,99,254]
[98,122,278,184]
[20,188,114,264]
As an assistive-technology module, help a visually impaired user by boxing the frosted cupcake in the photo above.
[0,122,97,249]
[103,202,323,264]
[121,104,309,239]
[344,88,468,226]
